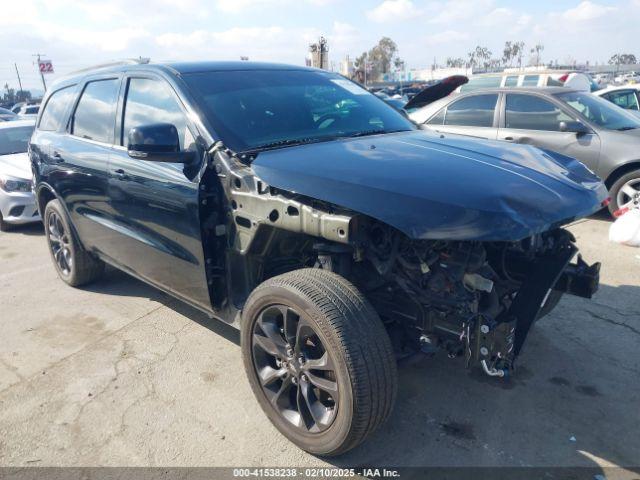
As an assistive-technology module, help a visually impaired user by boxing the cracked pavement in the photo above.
[0,215,639,469]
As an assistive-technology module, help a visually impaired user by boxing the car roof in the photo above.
[595,84,640,93]
[460,86,579,95]
[0,119,36,129]
[54,60,322,86]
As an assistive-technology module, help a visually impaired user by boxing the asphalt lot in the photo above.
[0,215,639,472]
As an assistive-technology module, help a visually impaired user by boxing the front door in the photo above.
[498,93,601,173]
[107,75,210,309]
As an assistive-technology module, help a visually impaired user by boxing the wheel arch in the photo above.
[604,160,640,189]
[36,183,87,250]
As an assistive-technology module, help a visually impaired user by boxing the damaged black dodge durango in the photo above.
[30,61,607,455]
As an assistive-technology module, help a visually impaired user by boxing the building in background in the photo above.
[309,37,329,70]
[339,55,354,78]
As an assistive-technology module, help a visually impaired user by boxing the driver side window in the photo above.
[121,77,193,150]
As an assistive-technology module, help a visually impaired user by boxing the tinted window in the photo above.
[72,79,119,143]
[183,70,414,152]
[122,78,191,149]
[0,126,34,155]
[444,94,498,127]
[606,90,639,110]
[459,76,501,92]
[39,86,75,131]
[505,94,573,131]
[522,75,539,86]
[504,76,518,87]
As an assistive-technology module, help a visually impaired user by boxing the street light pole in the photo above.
[14,63,23,93]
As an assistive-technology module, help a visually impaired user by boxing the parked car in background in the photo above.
[0,107,17,122]
[12,103,40,118]
[0,119,39,231]
[460,71,598,93]
[595,85,640,117]
[614,71,640,84]
[30,61,604,455]
[410,87,640,215]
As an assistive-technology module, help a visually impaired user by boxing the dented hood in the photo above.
[251,130,607,241]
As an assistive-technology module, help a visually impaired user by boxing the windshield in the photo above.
[555,91,640,131]
[0,126,34,155]
[183,69,415,152]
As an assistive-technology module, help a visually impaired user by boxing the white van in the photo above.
[459,71,597,93]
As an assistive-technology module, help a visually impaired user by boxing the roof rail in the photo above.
[69,57,151,75]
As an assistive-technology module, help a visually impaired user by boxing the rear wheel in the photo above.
[241,268,397,456]
[609,169,640,216]
[44,200,105,286]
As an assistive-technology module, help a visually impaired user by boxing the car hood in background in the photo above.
[0,152,32,180]
[251,130,607,241]
[403,75,468,110]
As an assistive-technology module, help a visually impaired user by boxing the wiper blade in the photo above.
[244,138,318,153]
[346,129,409,138]
[617,126,638,131]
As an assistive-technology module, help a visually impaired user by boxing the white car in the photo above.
[595,85,640,118]
[12,103,40,119]
[0,119,39,231]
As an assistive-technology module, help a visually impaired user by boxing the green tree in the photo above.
[609,53,638,65]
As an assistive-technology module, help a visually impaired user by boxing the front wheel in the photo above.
[241,268,397,456]
[609,169,640,216]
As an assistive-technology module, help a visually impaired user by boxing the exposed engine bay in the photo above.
[344,221,599,376]
[200,147,602,379]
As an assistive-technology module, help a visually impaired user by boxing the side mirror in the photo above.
[559,120,591,135]
[127,123,195,163]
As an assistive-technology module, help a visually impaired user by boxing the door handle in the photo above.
[114,168,128,179]
[503,137,515,142]
[52,151,63,162]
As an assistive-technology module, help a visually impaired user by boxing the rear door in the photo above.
[426,93,499,139]
[497,92,601,172]
[107,74,210,309]
[52,76,123,253]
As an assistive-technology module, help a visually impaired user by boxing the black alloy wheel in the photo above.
[251,304,339,433]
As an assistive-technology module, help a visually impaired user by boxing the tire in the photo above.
[608,169,640,216]
[44,199,104,287]
[241,268,397,456]
[0,212,11,232]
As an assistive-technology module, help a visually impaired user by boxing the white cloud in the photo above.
[366,0,421,23]
[561,1,617,21]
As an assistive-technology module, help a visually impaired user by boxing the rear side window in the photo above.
[605,90,639,110]
[505,94,573,131]
[72,79,120,143]
[444,94,498,127]
[122,77,190,149]
[522,75,540,86]
[39,86,75,131]
[459,76,501,92]
[504,76,518,87]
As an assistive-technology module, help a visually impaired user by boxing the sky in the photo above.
[0,0,637,91]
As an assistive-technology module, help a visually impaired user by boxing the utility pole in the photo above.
[14,63,23,93]
[32,53,47,92]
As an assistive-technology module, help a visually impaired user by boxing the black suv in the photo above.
[31,61,606,455]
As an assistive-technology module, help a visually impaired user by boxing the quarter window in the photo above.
[38,86,75,131]
[505,94,573,131]
[122,78,190,149]
[72,79,120,143]
[444,94,498,127]
[426,108,446,125]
